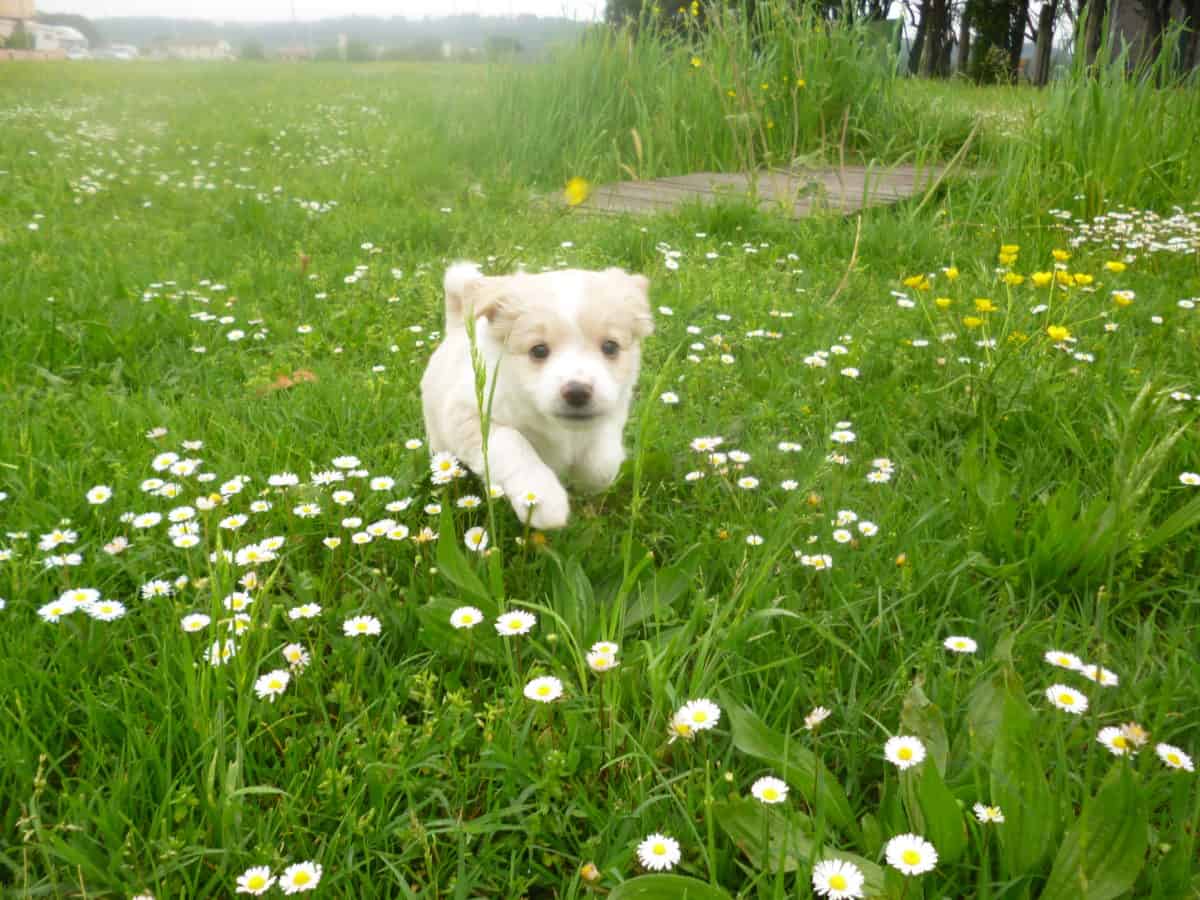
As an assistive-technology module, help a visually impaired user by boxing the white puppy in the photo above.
[421,262,653,530]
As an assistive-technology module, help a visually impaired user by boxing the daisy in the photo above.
[943,635,978,654]
[586,649,619,672]
[884,735,927,770]
[674,698,721,733]
[464,526,489,553]
[84,599,126,621]
[866,470,891,484]
[805,706,832,730]
[832,529,853,544]
[745,534,764,546]
[1155,743,1194,772]
[343,615,381,637]
[289,603,321,620]
[132,512,163,529]
[1096,727,1136,756]
[1044,649,1083,670]
[386,526,410,541]
[206,639,237,666]
[456,494,482,509]
[219,514,248,530]
[1078,663,1119,687]
[86,485,113,504]
[750,776,788,804]
[278,861,322,894]
[254,669,291,702]
[450,606,483,629]
[1045,684,1089,714]
[736,476,759,490]
[636,833,681,872]
[885,833,938,876]
[293,503,321,518]
[282,643,311,670]
[1180,472,1200,486]
[829,430,856,444]
[972,803,1004,823]
[523,675,564,703]
[38,599,78,622]
[495,610,536,636]
[857,521,879,536]
[181,613,210,632]
[811,858,866,899]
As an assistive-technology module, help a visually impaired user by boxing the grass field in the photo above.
[1,56,1199,899]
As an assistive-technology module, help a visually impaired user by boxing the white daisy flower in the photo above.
[812,858,866,899]
[972,803,1004,823]
[278,861,322,894]
[943,635,977,654]
[750,775,788,804]
[450,606,483,629]
[884,735,926,770]
[495,610,536,636]
[235,865,275,895]
[1155,743,1194,772]
[254,669,291,702]
[885,833,938,876]
[1045,684,1089,714]
[523,675,564,703]
[343,615,381,637]
[636,833,681,872]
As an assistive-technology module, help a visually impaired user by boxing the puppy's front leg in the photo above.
[573,424,627,494]
[465,426,571,530]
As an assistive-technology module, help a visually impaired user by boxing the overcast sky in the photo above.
[42,0,604,22]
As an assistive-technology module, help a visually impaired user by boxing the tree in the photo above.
[3,20,35,50]
[240,38,266,60]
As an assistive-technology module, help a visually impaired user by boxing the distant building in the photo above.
[0,0,35,44]
[275,45,312,61]
[30,23,87,51]
[156,38,234,61]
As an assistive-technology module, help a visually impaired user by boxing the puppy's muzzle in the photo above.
[561,381,593,409]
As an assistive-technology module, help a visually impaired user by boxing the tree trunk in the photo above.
[1008,0,1029,78]
[1083,0,1108,66]
[1033,0,1058,83]
[909,0,931,73]
[1184,0,1200,71]
[921,0,951,75]
[957,0,972,70]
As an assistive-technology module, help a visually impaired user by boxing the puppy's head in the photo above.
[460,267,652,423]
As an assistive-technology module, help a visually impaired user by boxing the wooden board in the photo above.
[572,165,943,218]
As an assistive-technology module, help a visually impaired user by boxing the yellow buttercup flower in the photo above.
[962,316,984,328]
[1073,273,1094,286]
[563,177,592,207]
[1031,271,1053,287]
[1003,272,1025,286]
[973,298,997,313]
[1052,249,1071,262]
[998,253,1017,266]
[935,297,952,310]
[902,274,931,291]
[943,266,959,280]
[1046,325,1071,341]
[1104,260,1127,273]
[1055,270,1076,287]
[1000,244,1020,254]
[690,56,702,68]
[796,77,806,88]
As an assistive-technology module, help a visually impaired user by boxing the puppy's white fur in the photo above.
[422,262,652,529]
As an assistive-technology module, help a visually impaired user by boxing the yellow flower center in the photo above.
[356,623,368,632]
[1168,753,1181,765]
[898,747,912,760]
[763,788,778,801]
[293,871,311,885]
[1112,735,1127,748]
[830,874,847,889]
[652,843,666,855]
[537,686,550,696]
[1059,693,1075,705]
[902,849,921,866]
[248,875,266,889]
[693,711,707,723]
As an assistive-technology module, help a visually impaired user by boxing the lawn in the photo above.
[1,58,1198,899]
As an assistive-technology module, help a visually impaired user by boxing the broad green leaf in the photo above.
[1040,766,1149,900]
[991,691,1056,877]
[608,874,732,900]
[713,798,886,893]
[718,691,856,835]
[914,759,966,865]
[436,505,490,604]
[712,797,813,872]
[900,679,948,774]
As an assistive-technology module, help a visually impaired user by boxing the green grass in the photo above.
[1,57,1199,899]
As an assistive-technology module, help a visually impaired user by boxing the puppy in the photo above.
[421,262,653,530]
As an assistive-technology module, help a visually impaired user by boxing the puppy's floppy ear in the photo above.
[462,277,518,331]
[606,268,654,339]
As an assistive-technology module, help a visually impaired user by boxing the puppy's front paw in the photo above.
[510,476,570,530]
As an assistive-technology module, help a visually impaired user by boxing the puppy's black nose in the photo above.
[561,381,593,408]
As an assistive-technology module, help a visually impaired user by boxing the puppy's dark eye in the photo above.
[601,339,620,358]
[529,343,551,360]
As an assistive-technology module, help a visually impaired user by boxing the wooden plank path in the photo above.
[573,165,944,218]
